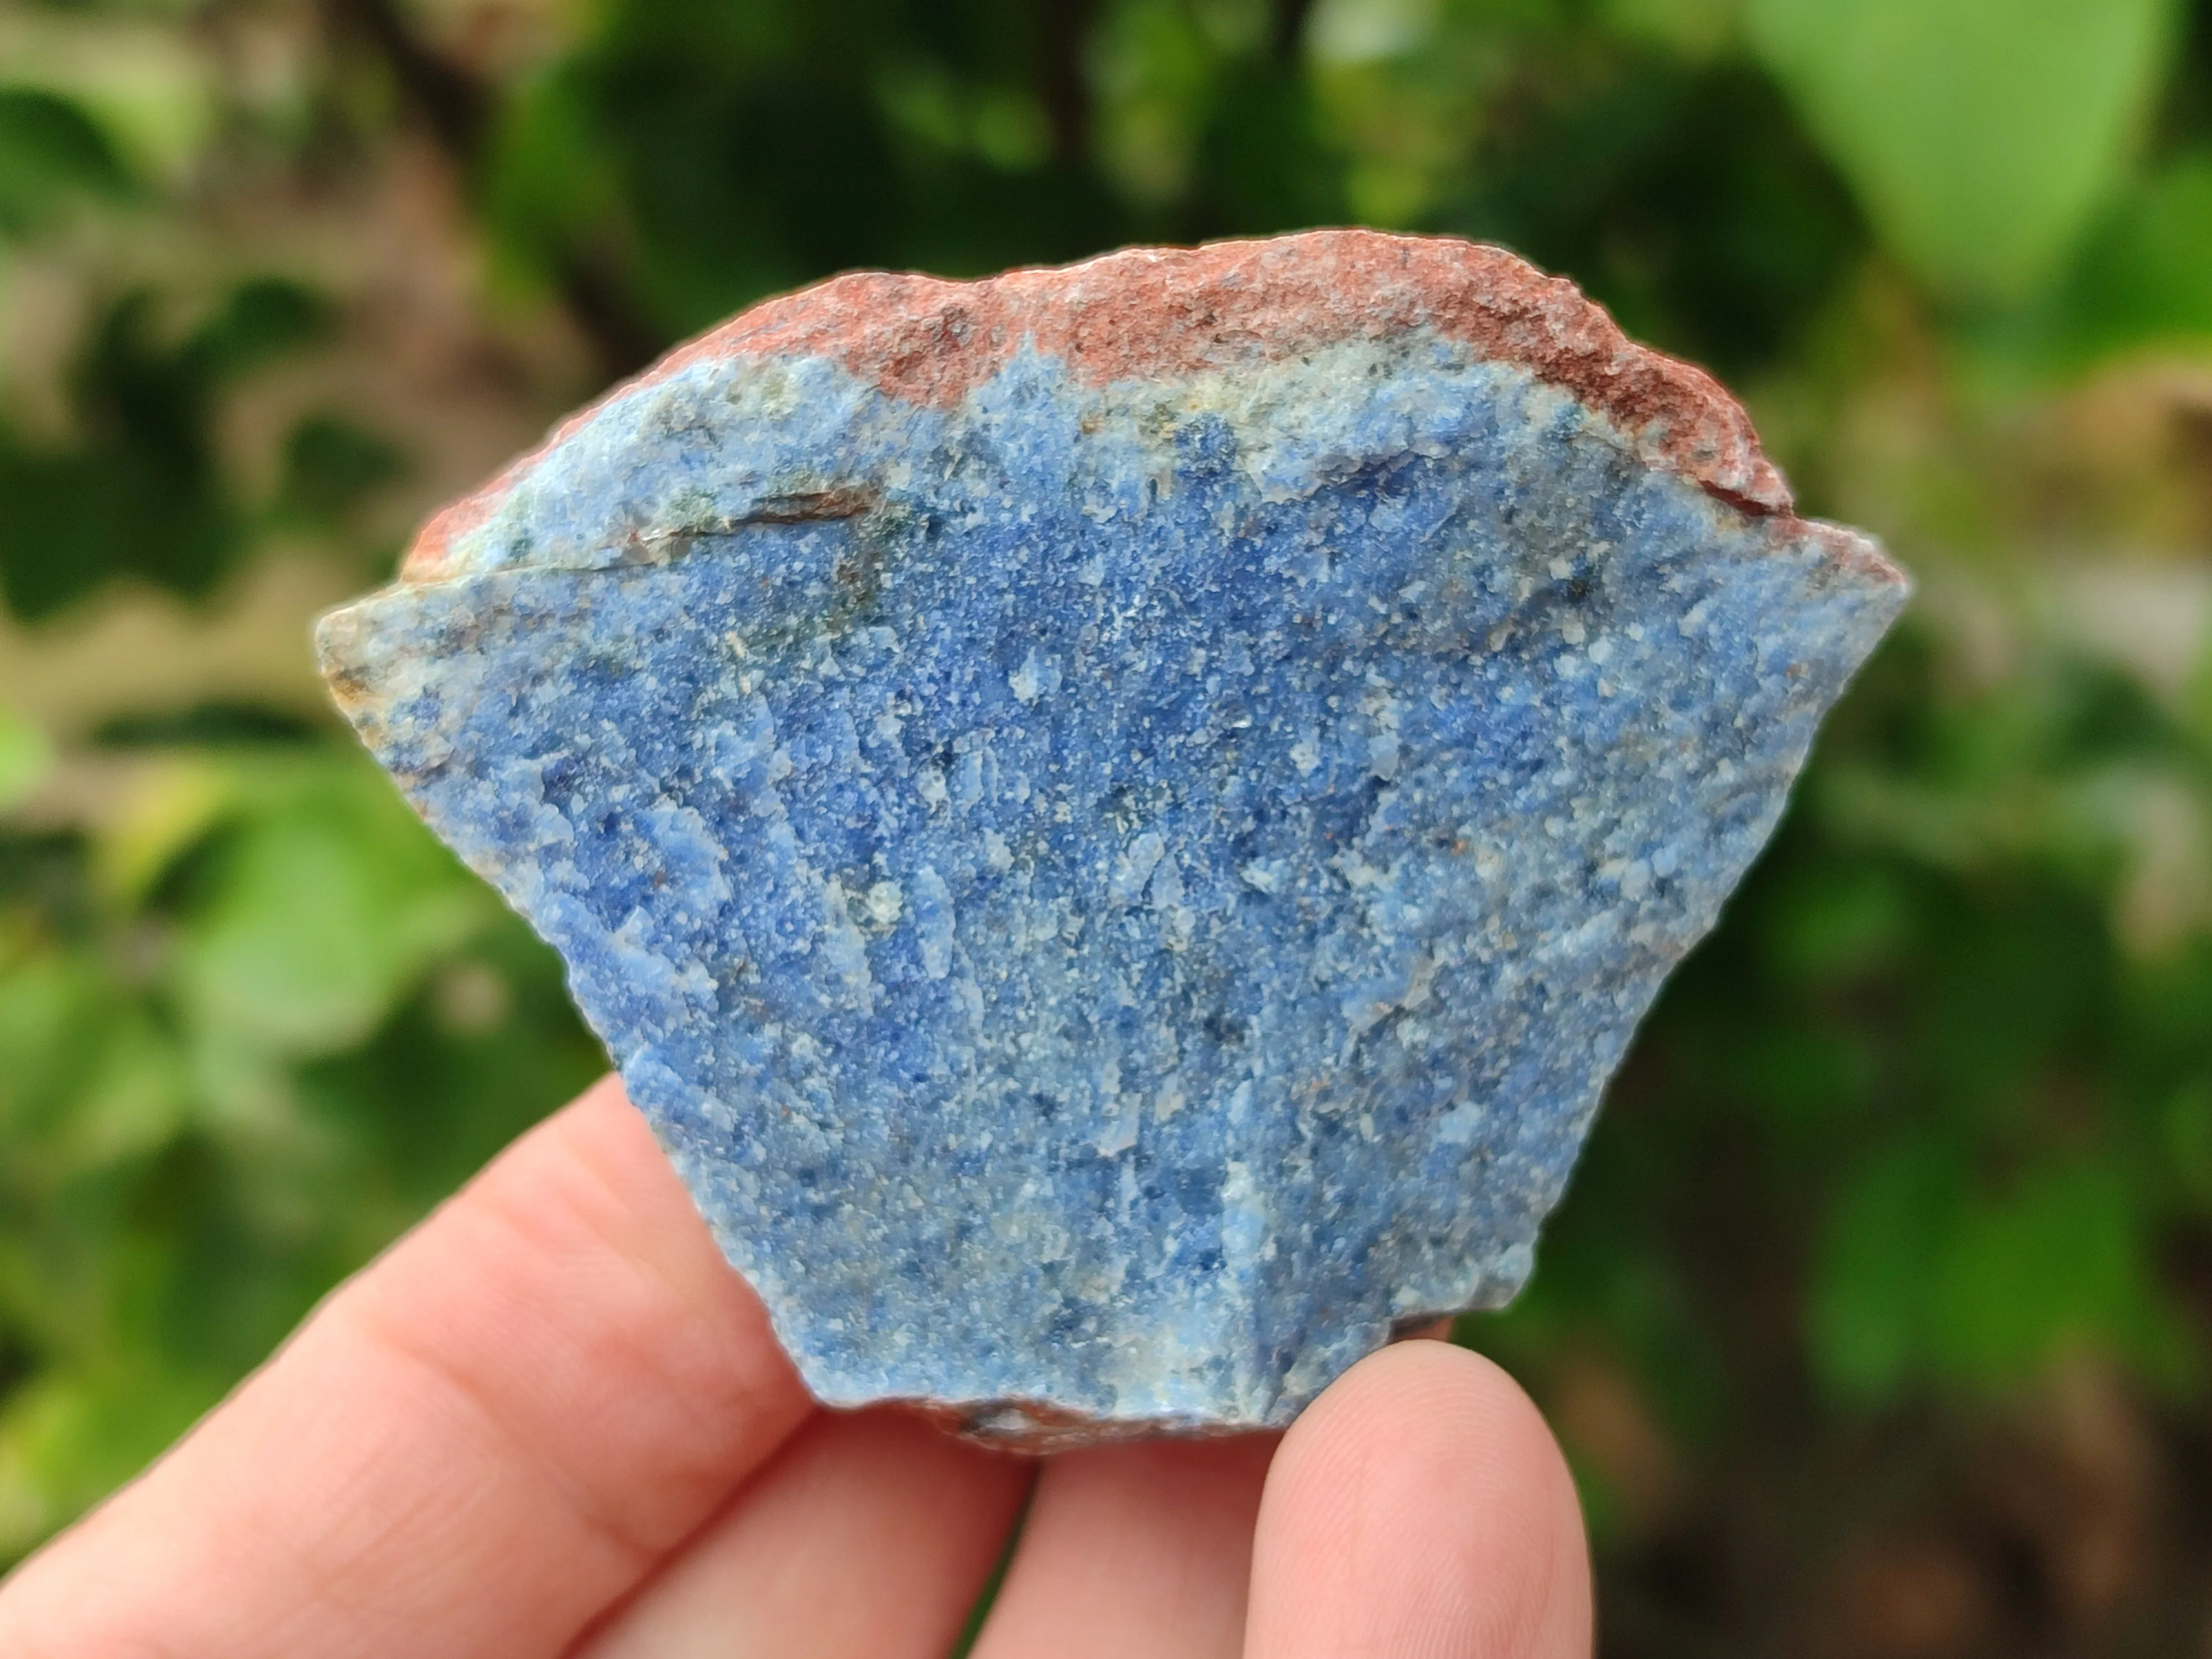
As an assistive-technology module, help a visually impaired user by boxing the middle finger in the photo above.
[967,1434,1278,1659]
[572,1407,1030,1659]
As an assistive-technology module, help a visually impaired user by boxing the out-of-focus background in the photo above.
[2,0,2211,1648]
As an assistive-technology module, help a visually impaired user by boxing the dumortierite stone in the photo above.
[318,231,1906,1444]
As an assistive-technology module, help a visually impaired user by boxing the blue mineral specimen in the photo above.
[317,231,1907,1443]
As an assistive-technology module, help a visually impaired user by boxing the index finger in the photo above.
[0,1075,816,1659]
[1245,1341,1592,1658]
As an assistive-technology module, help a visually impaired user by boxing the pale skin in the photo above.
[0,1076,1593,1657]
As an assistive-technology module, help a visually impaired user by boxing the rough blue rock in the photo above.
[317,232,1907,1444]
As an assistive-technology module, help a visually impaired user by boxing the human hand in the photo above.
[0,1076,1590,1658]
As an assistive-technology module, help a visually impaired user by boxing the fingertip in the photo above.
[1246,1342,1592,1659]
[575,1407,1031,1659]
[520,1073,669,1203]
[970,1432,1278,1659]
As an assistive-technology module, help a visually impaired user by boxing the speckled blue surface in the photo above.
[319,322,1905,1440]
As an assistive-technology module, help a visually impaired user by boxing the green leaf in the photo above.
[1747,0,2177,302]
[1928,1157,2182,1386]
[274,415,406,526]
[1760,860,1911,984]
[0,708,51,812]
[0,954,108,1142]
[2162,1079,2212,1208]
[1602,0,1740,60]
[187,279,334,382]
[2048,149,2212,360]
[92,757,237,906]
[0,87,133,237]
[1808,1135,1958,1400]
[0,276,340,621]
[172,764,489,1060]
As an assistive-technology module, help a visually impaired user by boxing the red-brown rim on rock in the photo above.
[404,229,1812,582]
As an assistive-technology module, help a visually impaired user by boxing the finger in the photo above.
[573,1406,1030,1659]
[0,1075,816,1659]
[1244,1342,1592,1659]
[968,1434,1277,1659]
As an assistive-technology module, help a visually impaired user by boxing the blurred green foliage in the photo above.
[7,0,2212,1647]
[1749,0,2178,302]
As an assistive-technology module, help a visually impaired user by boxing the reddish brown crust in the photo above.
[1792,517,1908,587]
[896,1394,1254,1454]
[405,230,1819,580]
